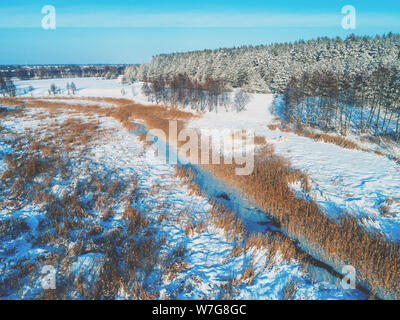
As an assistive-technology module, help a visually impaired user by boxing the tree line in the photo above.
[142,74,249,112]
[282,66,400,138]
[124,33,400,94]
[0,65,126,81]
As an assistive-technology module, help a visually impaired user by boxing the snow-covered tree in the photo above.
[124,34,400,94]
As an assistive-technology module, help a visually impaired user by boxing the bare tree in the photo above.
[50,83,57,95]
[70,82,76,95]
[0,76,7,97]
[283,67,400,138]
[234,90,250,112]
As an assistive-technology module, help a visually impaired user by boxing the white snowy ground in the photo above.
[0,104,363,299]
[14,78,400,239]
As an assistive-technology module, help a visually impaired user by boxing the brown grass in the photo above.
[231,245,242,257]
[282,279,298,300]
[109,104,194,145]
[268,124,281,131]
[0,98,25,107]
[379,198,399,217]
[269,122,362,151]
[254,136,267,145]
[124,206,150,234]
[240,264,255,284]
[313,133,360,150]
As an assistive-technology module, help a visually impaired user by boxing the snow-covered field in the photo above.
[0,98,364,299]
[17,78,131,99]
[16,77,153,105]
[3,77,399,299]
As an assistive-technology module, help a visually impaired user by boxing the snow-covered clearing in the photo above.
[0,103,364,299]
[17,78,130,99]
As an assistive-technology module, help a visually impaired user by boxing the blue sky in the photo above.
[0,0,399,64]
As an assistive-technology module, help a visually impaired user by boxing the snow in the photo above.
[7,77,398,298]
[0,98,366,299]
[15,77,147,103]
[67,253,104,288]
[86,116,364,300]
[16,78,126,98]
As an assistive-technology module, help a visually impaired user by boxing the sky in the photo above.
[0,0,400,64]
